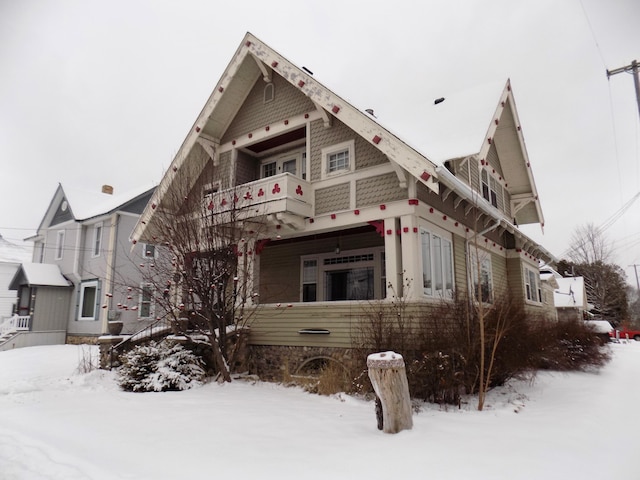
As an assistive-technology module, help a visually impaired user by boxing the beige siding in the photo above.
[486,144,503,176]
[356,172,407,207]
[236,150,258,185]
[315,183,350,215]
[453,234,468,296]
[258,230,384,304]
[221,74,315,144]
[490,252,508,299]
[470,158,480,193]
[453,158,470,186]
[309,119,387,182]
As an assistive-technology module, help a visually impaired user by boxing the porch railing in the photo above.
[0,315,31,337]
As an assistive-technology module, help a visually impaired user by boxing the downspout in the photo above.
[101,213,119,334]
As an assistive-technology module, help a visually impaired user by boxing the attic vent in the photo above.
[264,82,275,103]
[101,185,114,195]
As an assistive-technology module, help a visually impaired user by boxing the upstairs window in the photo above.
[143,244,156,259]
[55,230,65,260]
[481,169,500,208]
[321,140,354,179]
[92,223,103,257]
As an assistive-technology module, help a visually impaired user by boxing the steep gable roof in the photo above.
[133,32,545,242]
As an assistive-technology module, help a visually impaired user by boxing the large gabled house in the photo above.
[2,184,158,351]
[131,33,555,375]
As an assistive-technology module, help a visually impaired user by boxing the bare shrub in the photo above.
[76,345,99,374]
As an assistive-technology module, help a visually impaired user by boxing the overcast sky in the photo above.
[1,0,639,282]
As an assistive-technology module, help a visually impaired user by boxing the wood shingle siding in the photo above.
[315,183,350,215]
[356,172,407,207]
[221,73,315,144]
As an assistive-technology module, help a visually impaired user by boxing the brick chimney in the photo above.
[101,185,114,195]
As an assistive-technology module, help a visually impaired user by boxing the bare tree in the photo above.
[568,223,613,265]
[138,156,267,382]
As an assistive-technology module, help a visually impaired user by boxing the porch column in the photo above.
[400,214,420,300]
[384,217,402,299]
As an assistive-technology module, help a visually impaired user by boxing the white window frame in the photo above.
[420,226,455,299]
[321,140,355,180]
[78,280,99,321]
[139,283,155,319]
[300,247,384,302]
[481,168,502,209]
[524,266,541,304]
[260,147,305,179]
[55,230,65,260]
[142,243,156,259]
[92,222,103,258]
[470,247,493,304]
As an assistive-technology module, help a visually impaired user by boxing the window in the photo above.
[55,230,65,260]
[92,223,103,257]
[260,148,304,179]
[139,283,154,318]
[524,267,540,303]
[321,140,355,179]
[264,82,275,103]
[143,244,156,259]
[79,280,99,320]
[420,228,454,298]
[300,248,383,302]
[302,259,317,302]
[470,249,493,303]
[481,169,500,208]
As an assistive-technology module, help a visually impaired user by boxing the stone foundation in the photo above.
[66,334,100,345]
[248,345,363,381]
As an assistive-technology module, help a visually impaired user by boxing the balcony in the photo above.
[204,173,313,227]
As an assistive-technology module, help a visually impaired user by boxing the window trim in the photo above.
[481,168,502,209]
[321,140,355,180]
[419,225,455,299]
[300,246,384,302]
[139,283,155,319]
[260,147,305,179]
[78,280,99,321]
[524,265,541,304]
[91,222,103,258]
[142,243,156,259]
[55,230,65,260]
[470,247,493,304]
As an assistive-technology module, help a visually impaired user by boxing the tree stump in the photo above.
[367,351,413,434]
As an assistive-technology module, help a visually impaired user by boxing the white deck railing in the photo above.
[0,315,31,336]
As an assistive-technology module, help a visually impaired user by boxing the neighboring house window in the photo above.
[143,244,156,259]
[524,267,541,303]
[321,140,355,179]
[92,222,103,257]
[139,283,154,318]
[470,249,493,303]
[55,230,65,260]
[300,248,383,301]
[79,280,99,320]
[481,169,500,208]
[420,228,454,298]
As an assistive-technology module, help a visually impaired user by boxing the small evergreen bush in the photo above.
[118,340,205,392]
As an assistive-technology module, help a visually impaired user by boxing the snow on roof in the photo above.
[12,263,72,288]
[585,320,613,334]
[554,277,586,309]
[64,184,155,221]
[0,235,32,263]
[364,80,507,165]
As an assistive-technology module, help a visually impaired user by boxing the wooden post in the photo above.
[367,351,413,434]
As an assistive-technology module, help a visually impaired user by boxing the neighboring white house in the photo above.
[0,234,32,318]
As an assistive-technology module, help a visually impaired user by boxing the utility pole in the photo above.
[631,264,640,293]
[607,60,640,121]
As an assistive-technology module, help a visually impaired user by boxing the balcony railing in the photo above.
[204,173,313,220]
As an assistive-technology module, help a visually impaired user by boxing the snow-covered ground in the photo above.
[0,342,638,480]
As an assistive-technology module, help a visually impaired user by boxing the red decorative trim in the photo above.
[284,119,289,125]
[295,185,303,195]
[271,61,278,68]
[454,222,459,227]
[218,86,224,93]
[429,208,434,213]
[272,184,280,194]
[488,138,492,144]
[298,80,305,88]
[265,126,270,131]
[421,171,431,181]
[413,227,418,233]
[245,41,252,47]
[354,209,360,215]
[408,199,419,205]
[330,214,336,219]
[372,135,381,144]
[386,229,392,235]
[495,119,499,125]
[380,204,386,210]
[332,105,340,114]
[304,113,309,119]
[195,126,201,132]
[248,133,253,139]
[257,188,264,197]
[403,227,409,233]
[232,140,236,145]
[442,215,447,221]
[309,218,314,223]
